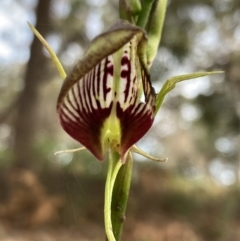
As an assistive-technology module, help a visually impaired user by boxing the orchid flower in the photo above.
[28,0,223,240]
[56,20,161,163]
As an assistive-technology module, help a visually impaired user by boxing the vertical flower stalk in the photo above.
[28,0,223,240]
[110,152,133,241]
[104,152,123,241]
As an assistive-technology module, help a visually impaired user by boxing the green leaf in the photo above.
[155,71,224,115]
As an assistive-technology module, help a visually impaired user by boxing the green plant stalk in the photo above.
[119,0,131,22]
[136,0,155,29]
[146,0,168,65]
[119,0,142,23]
[111,152,133,241]
[104,152,123,241]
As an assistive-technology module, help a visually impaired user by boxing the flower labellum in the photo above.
[57,20,156,162]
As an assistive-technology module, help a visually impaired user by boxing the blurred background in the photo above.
[0,0,240,240]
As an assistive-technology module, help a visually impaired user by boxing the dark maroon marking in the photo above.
[121,55,130,65]
[58,60,115,161]
[116,101,154,162]
[58,86,113,160]
[76,81,84,111]
[131,102,141,116]
[61,103,78,121]
[93,63,104,111]
[87,71,96,111]
[66,91,79,116]
[84,73,94,112]
[121,70,128,78]
[61,108,88,130]
[88,70,96,111]
[82,75,92,113]
[96,63,101,96]
[70,86,81,112]
[140,65,156,107]
[76,81,90,124]
[102,57,113,101]
[131,84,135,94]
[92,65,97,100]
[121,55,131,102]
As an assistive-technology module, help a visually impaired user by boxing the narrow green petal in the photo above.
[27,22,66,80]
[131,145,167,162]
[155,71,224,115]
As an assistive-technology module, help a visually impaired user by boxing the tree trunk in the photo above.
[13,0,51,169]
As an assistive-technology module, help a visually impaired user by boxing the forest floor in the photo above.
[0,167,240,241]
[0,220,204,241]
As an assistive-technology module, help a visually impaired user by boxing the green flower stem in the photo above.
[111,152,133,241]
[119,0,141,23]
[146,0,168,65]
[27,22,66,80]
[104,152,123,241]
[119,0,132,22]
[136,0,155,29]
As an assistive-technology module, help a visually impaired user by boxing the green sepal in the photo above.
[155,71,224,115]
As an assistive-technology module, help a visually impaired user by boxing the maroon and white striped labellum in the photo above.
[57,20,156,162]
